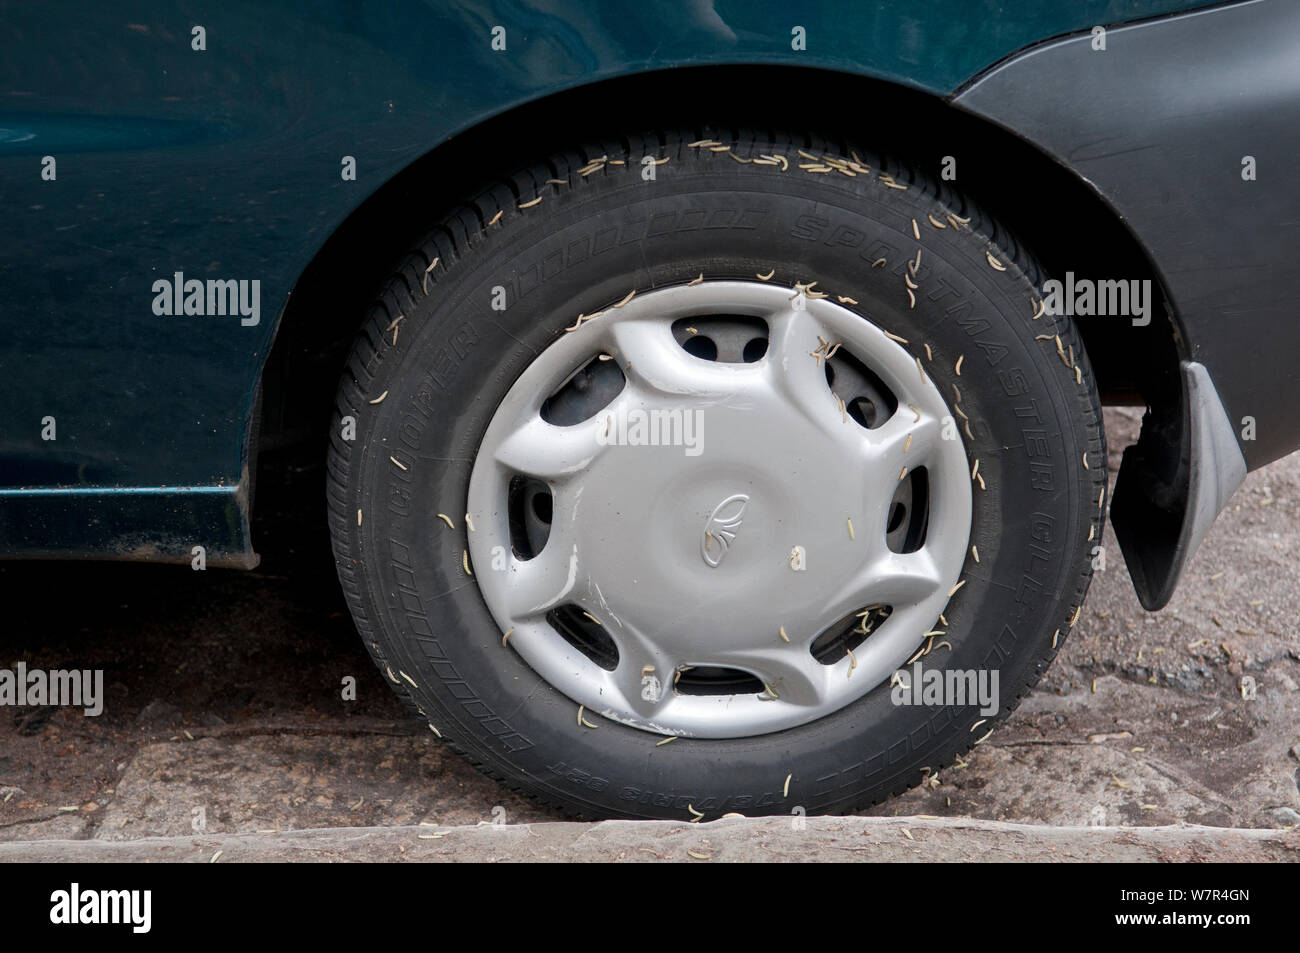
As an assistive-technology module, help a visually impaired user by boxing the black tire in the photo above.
[327,129,1106,820]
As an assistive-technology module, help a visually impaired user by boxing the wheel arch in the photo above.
[252,61,1185,593]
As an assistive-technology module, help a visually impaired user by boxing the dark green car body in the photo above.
[2,0,1294,611]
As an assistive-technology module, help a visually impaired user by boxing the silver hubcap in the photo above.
[466,281,972,738]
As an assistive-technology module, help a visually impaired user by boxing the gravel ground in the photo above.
[2,409,1298,856]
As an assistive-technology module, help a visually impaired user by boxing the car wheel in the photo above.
[327,129,1106,819]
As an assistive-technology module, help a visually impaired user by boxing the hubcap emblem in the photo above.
[701,494,749,567]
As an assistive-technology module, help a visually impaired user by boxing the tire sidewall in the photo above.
[334,147,1100,818]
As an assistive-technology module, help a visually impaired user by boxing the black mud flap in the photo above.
[1111,362,1246,610]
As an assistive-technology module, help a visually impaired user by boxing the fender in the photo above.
[955,0,1296,606]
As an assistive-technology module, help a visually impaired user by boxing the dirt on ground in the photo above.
[2,409,1298,851]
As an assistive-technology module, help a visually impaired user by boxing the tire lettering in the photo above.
[789,214,828,241]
